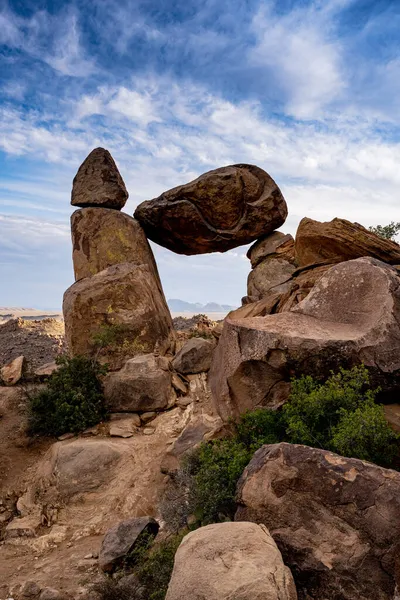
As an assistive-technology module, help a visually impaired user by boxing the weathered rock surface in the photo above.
[210,258,400,421]
[295,217,400,267]
[63,262,174,368]
[104,354,172,412]
[71,208,160,282]
[71,148,128,210]
[247,257,296,301]
[1,355,24,386]
[165,521,297,600]
[236,443,400,600]
[99,516,159,573]
[134,164,287,255]
[171,338,215,374]
[247,231,295,268]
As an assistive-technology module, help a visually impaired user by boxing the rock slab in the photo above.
[71,147,128,210]
[134,164,287,255]
[165,521,297,600]
[171,337,215,374]
[236,443,400,600]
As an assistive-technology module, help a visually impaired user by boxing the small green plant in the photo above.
[369,221,400,240]
[136,533,185,600]
[92,323,147,359]
[188,329,214,340]
[234,407,284,452]
[27,355,108,436]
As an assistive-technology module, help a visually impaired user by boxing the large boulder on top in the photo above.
[209,258,400,421]
[63,262,174,369]
[236,443,400,600]
[165,522,297,600]
[71,208,160,282]
[71,147,128,210]
[134,164,287,255]
[295,217,400,267]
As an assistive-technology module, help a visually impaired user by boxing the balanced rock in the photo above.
[165,522,297,600]
[71,208,160,282]
[134,164,287,255]
[71,147,128,210]
[104,354,172,412]
[99,517,159,573]
[210,258,400,421]
[63,263,174,369]
[295,217,400,267]
[236,443,400,600]
[171,338,215,374]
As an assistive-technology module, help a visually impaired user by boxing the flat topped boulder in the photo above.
[71,147,128,210]
[134,164,287,255]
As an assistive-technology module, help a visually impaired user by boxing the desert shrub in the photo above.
[188,329,214,340]
[136,533,185,600]
[369,221,400,240]
[27,355,108,436]
[234,407,284,452]
[92,323,148,358]
[92,575,143,600]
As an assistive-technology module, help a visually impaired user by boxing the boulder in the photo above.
[71,147,128,210]
[165,522,297,600]
[247,232,295,268]
[104,354,172,412]
[71,208,161,282]
[209,258,400,421]
[295,217,400,267]
[1,355,24,386]
[247,257,296,301]
[171,338,215,374]
[63,262,174,369]
[236,443,400,600]
[134,164,287,255]
[99,516,159,573]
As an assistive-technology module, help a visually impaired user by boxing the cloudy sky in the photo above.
[1,0,400,309]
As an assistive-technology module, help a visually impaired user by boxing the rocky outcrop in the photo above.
[295,217,400,267]
[104,354,173,412]
[210,258,400,420]
[1,355,24,386]
[171,338,215,374]
[247,257,296,302]
[71,208,160,282]
[99,517,159,573]
[134,164,287,254]
[71,148,128,210]
[236,443,400,600]
[63,263,174,369]
[165,522,297,600]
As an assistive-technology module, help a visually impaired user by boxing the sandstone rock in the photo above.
[247,232,294,268]
[5,515,40,538]
[165,522,297,600]
[210,258,400,421]
[171,372,188,395]
[99,516,159,573]
[71,148,128,210]
[63,263,174,368]
[104,354,172,412]
[34,361,59,379]
[71,208,160,282]
[171,338,215,374]
[20,581,41,598]
[384,404,400,432]
[229,294,282,319]
[134,164,287,255]
[39,588,68,600]
[236,443,400,600]
[140,411,156,423]
[109,418,138,438]
[295,217,400,267]
[1,355,24,386]
[247,257,296,300]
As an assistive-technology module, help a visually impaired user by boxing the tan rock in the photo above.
[34,361,59,379]
[247,256,296,300]
[1,355,24,386]
[165,522,297,600]
[210,258,400,421]
[384,404,400,432]
[71,148,128,210]
[63,262,174,368]
[134,164,287,255]
[295,217,400,267]
[171,338,215,374]
[71,208,161,282]
[247,231,294,268]
[236,443,400,600]
[109,418,138,438]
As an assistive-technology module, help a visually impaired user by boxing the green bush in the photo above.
[27,355,108,436]
[136,533,184,600]
[369,221,400,240]
[234,407,284,452]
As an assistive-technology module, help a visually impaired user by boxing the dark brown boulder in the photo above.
[247,232,295,268]
[71,148,128,210]
[236,443,400,600]
[171,338,215,374]
[134,164,287,255]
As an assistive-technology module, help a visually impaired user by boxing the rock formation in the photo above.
[165,522,297,600]
[134,164,287,254]
[236,443,400,600]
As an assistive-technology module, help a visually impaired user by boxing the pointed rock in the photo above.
[71,147,128,210]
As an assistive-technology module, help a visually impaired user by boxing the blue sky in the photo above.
[1,0,400,308]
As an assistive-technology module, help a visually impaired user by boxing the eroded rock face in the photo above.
[210,258,400,421]
[63,262,174,368]
[165,522,297,600]
[295,217,400,267]
[71,208,160,282]
[171,338,215,374]
[134,164,287,255]
[247,257,296,301]
[247,232,294,268]
[236,443,400,600]
[71,148,128,210]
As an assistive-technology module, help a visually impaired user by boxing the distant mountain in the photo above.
[167,299,236,313]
